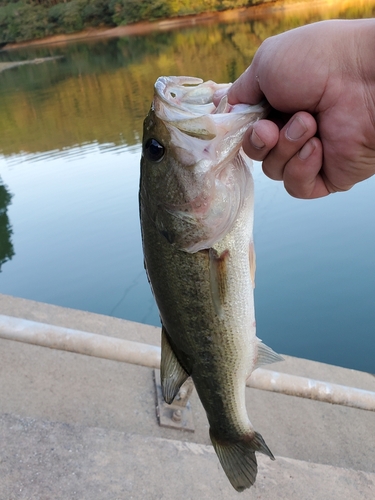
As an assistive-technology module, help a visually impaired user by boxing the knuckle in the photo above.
[262,158,283,180]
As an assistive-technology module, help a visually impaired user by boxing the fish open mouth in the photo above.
[146,76,269,253]
[153,76,268,149]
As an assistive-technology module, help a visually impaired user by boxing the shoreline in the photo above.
[2,1,317,51]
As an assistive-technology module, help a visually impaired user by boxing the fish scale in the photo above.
[140,76,282,492]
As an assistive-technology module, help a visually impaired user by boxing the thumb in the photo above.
[227,63,265,105]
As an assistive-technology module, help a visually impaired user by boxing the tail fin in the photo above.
[210,430,275,492]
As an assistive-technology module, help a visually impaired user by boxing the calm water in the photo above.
[0,1,375,372]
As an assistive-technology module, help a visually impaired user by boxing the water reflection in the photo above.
[0,179,14,271]
[1,0,375,158]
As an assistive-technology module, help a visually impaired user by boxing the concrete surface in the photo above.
[0,293,374,499]
[1,414,374,500]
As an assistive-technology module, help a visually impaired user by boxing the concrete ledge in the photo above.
[1,413,374,500]
[0,293,374,497]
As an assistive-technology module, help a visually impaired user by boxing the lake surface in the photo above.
[0,1,374,373]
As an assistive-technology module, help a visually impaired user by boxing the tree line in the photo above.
[0,0,268,44]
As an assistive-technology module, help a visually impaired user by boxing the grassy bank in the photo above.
[0,0,273,45]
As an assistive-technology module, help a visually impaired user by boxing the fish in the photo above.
[139,76,282,492]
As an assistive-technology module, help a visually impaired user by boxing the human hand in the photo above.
[217,20,375,198]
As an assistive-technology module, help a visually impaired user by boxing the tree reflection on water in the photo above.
[0,179,14,271]
[0,0,374,158]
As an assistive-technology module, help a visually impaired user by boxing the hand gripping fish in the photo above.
[139,76,283,492]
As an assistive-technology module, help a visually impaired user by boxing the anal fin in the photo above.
[160,326,189,404]
[254,338,284,370]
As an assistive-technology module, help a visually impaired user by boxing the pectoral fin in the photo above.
[209,248,230,319]
[254,338,284,370]
[160,326,189,404]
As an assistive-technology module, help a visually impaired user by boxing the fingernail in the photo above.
[286,116,307,141]
[250,129,265,149]
[298,139,315,160]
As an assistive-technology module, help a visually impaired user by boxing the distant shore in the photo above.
[3,1,316,50]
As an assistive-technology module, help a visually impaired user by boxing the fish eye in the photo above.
[144,138,165,162]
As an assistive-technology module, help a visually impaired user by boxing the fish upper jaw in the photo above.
[155,76,230,113]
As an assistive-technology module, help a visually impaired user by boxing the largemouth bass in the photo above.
[139,76,282,492]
